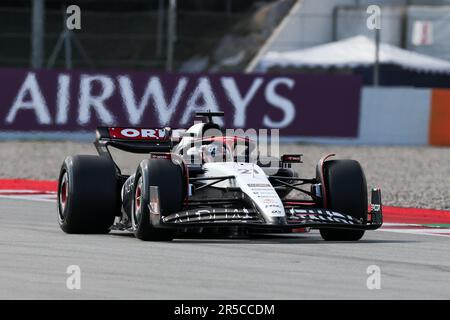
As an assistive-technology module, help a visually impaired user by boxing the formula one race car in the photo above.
[57,111,383,241]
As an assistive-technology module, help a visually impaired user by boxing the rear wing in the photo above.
[94,127,173,173]
[95,127,173,153]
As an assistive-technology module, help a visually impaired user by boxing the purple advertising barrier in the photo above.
[0,68,362,138]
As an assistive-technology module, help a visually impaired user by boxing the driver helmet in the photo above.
[186,143,231,163]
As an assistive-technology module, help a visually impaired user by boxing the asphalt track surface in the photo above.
[1,197,449,299]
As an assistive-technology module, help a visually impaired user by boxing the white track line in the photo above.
[0,189,55,194]
[0,190,57,203]
[0,195,56,203]
[380,228,450,235]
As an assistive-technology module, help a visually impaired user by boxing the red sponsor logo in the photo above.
[150,152,172,160]
[281,154,303,163]
[108,128,168,141]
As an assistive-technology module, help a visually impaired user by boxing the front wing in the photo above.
[153,189,383,231]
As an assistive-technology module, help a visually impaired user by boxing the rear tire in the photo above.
[132,159,185,241]
[319,160,367,241]
[57,155,119,234]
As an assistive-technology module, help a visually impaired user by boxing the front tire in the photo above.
[132,159,185,241]
[57,155,119,234]
[319,160,368,241]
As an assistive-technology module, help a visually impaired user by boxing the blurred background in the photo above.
[2,0,289,71]
[1,0,450,84]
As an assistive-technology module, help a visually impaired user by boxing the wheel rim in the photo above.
[58,172,69,221]
[134,177,143,227]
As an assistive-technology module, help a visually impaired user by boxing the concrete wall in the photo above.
[268,0,355,51]
[336,6,404,46]
[358,87,431,145]
[406,6,450,61]
[265,0,450,52]
[292,86,450,146]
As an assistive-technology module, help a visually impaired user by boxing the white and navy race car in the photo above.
[57,112,382,241]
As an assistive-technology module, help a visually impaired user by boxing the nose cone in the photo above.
[265,216,288,225]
